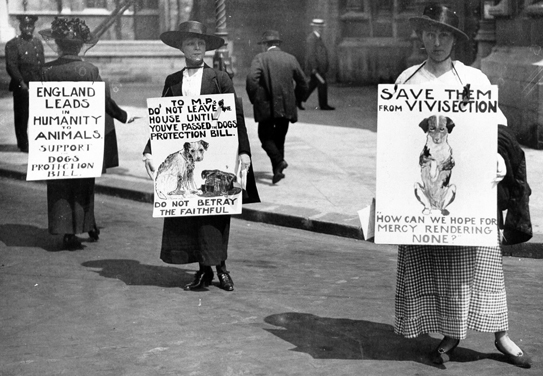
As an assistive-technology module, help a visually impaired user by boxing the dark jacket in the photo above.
[5,35,44,91]
[246,47,308,123]
[41,56,128,170]
[497,125,532,245]
[305,31,329,76]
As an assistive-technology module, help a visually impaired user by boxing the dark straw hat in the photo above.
[258,30,282,45]
[16,15,38,25]
[409,5,468,42]
[39,17,98,45]
[160,21,225,51]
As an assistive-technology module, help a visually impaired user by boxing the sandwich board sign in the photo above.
[147,93,243,218]
[26,81,105,181]
[375,84,501,247]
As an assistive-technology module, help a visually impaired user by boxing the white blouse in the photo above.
[395,60,507,125]
[182,65,204,97]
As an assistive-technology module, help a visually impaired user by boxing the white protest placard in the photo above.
[375,84,500,246]
[147,93,242,218]
[26,81,105,181]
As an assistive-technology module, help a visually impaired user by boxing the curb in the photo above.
[0,165,365,240]
[2,166,541,258]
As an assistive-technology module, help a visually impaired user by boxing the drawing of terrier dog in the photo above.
[155,140,209,199]
[414,115,456,215]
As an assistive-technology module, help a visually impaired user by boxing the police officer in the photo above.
[5,15,45,152]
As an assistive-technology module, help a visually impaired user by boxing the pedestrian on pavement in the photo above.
[393,4,532,368]
[142,21,260,292]
[246,30,308,184]
[39,17,135,249]
[302,18,334,111]
[5,15,45,153]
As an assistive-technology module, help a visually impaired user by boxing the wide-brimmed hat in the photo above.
[310,18,325,26]
[39,17,98,45]
[258,30,282,45]
[16,15,38,26]
[410,5,468,42]
[160,21,225,51]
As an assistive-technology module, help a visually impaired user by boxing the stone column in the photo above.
[472,1,496,69]
[213,0,233,76]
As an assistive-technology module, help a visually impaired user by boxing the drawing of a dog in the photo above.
[155,140,209,199]
[414,115,456,215]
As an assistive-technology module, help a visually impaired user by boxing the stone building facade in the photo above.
[1,0,543,147]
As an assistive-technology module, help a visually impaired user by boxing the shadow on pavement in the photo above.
[254,170,274,186]
[0,223,81,252]
[81,259,194,288]
[264,312,496,368]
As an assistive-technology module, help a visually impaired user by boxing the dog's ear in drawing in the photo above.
[444,116,455,134]
[418,116,431,133]
[418,115,455,134]
[183,140,210,153]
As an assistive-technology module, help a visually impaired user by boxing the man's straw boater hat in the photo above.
[310,18,325,26]
[160,21,225,51]
[409,4,469,42]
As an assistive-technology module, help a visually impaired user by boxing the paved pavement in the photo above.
[0,80,542,257]
[1,177,542,376]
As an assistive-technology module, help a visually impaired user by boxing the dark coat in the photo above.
[5,35,45,150]
[497,125,532,245]
[41,56,129,170]
[246,47,308,123]
[5,35,44,91]
[41,57,128,235]
[144,65,260,265]
[305,31,329,76]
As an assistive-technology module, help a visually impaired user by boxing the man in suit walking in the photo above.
[5,15,44,152]
[303,18,335,110]
[246,30,308,184]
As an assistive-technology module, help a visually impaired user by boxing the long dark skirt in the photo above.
[160,215,231,266]
[47,178,95,235]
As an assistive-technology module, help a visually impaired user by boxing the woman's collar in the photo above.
[59,54,83,60]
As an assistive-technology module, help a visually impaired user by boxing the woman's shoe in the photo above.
[217,271,234,291]
[495,340,532,368]
[184,270,213,291]
[430,338,460,364]
[88,226,100,242]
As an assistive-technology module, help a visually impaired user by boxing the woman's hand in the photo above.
[239,153,251,170]
[143,153,155,179]
[125,112,138,124]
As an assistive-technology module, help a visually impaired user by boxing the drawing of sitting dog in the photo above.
[155,140,209,199]
[414,115,456,215]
